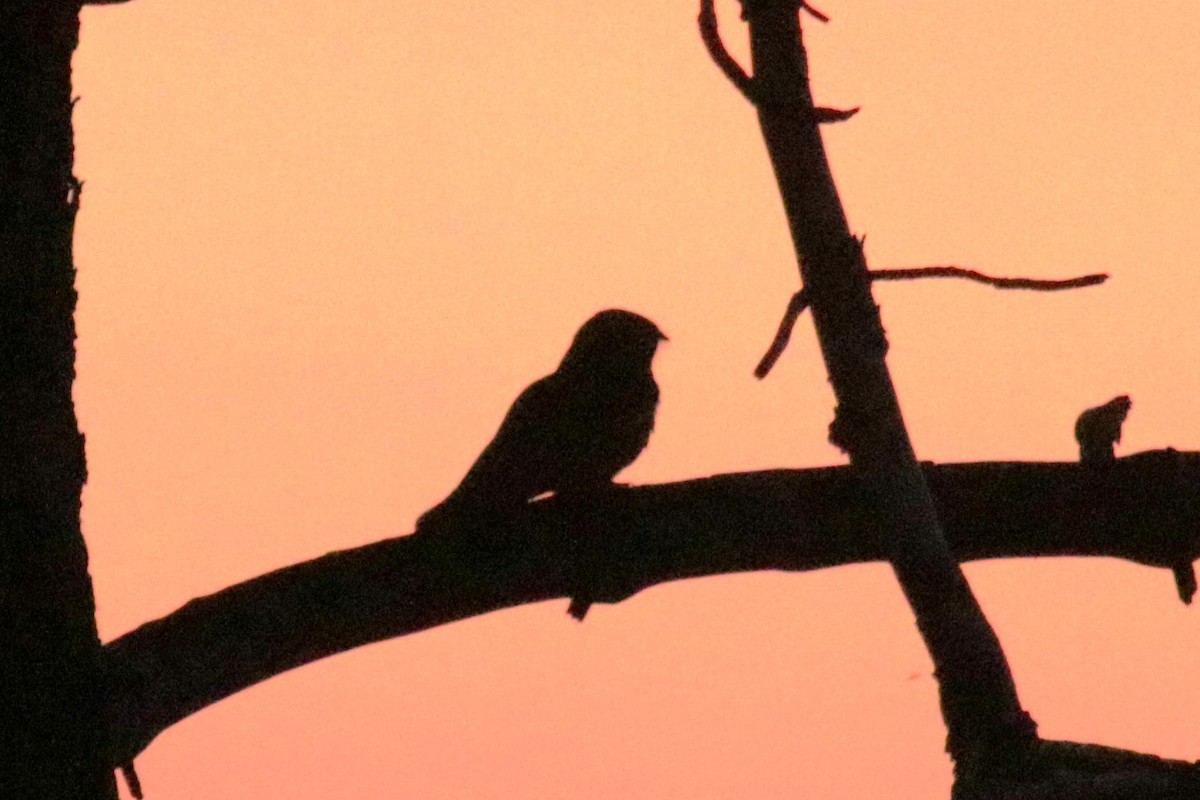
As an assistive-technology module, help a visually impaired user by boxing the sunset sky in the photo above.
[72,2,1199,798]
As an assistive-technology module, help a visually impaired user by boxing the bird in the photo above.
[417,309,666,536]
[1074,395,1131,464]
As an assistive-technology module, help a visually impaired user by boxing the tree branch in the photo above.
[756,266,1109,378]
[699,0,755,102]
[798,2,830,24]
[957,738,1200,798]
[755,288,810,378]
[105,450,1200,766]
[873,265,1109,290]
[698,0,856,122]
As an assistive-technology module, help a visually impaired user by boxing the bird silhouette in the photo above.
[417,309,666,535]
[1074,395,1131,464]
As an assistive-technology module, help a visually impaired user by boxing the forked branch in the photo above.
[756,266,1109,378]
[699,0,754,101]
[699,0,853,121]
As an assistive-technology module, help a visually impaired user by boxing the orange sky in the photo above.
[73,2,1199,798]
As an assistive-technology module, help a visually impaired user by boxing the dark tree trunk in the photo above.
[0,2,115,797]
[737,0,1033,777]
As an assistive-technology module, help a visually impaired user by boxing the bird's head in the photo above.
[558,309,667,376]
[1109,395,1133,416]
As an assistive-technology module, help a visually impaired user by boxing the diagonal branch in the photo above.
[699,0,755,102]
[799,2,830,24]
[755,288,810,378]
[756,266,1109,378]
[105,450,1200,767]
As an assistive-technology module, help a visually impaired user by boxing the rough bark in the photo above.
[0,2,115,798]
[104,451,1200,766]
[737,0,1032,772]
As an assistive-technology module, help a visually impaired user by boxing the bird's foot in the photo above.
[567,596,593,621]
[1173,561,1197,605]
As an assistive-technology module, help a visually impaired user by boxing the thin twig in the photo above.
[800,2,831,23]
[814,106,860,123]
[699,0,755,103]
[756,267,1109,378]
[755,290,809,378]
[872,265,1109,290]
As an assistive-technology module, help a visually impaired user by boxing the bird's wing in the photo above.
[453,373,567,505]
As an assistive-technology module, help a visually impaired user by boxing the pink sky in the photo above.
[74,2,1200,797]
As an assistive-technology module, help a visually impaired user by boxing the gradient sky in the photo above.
[73,2,1199,798]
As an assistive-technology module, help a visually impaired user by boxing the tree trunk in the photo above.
[738,0,1034,774]
[0,2,115,797]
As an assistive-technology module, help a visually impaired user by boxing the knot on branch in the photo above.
[827,403,874,456]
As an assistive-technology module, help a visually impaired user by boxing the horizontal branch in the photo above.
[756,265,1109,378]
[104,450,1200,766]
[874,265,1109,290]
[961,737,1200,798]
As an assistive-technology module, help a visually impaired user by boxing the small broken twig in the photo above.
[756,266,1109,378]
[814,106,860,124]
[799,2,831,24]
[755,289,810,378]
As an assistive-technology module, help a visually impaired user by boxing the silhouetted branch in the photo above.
[874,265,1109,290]
[698,1,855,121]
[105,450,1200,766]
[799,2,830,24]
[755,289,809,378]
[699,0,754,102]
[957,738,1200,799]
[813,106,859,123]
[756,267,1109,378]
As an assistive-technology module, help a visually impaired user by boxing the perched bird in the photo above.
[417,309,667,534]
[1074,395,1131,464]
